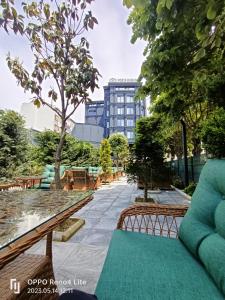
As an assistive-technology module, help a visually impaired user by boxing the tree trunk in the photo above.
[144,181,148,202]
[192,137,202,156]
[54,124,66,190]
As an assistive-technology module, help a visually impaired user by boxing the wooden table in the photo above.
[15,176,46,189]
[0,190,93,299]
[0,183,15,191]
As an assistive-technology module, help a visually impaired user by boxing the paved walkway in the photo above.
[28,177,189,294]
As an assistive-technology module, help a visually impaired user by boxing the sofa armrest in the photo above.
[117,203,188,239]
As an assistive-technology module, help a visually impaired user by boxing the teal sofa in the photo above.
[39,164,67,189]
[96,159,225,299]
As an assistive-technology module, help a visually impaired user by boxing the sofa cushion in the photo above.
[179,159,225,257]
[178,214,214,256]
[199,233,225,296]
[215,200,225,239]
[96,230,224,300]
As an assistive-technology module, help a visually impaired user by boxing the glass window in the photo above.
[126,107,134,115]
[117,95,124,103]
[126,95,134,103]
[117,107,124,115]
[117,119,124,127]
[127,131,134,139]
[127,119,134,127]
[106,110,109,117]
[88,109,96,113]
[107,122,109,128]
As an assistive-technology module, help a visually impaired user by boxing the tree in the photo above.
[123,0,225,156]
[99,139,112,178]
[0,1,100,189]
[108,133,129,168]
[0,110,28,179]
[123,0,224,56]
[30,130,99,167]
[126,117,164,201]
[201,108,225,159]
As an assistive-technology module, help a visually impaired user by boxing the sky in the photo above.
[0,0,146,123]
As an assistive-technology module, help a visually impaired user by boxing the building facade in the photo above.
[71,123,104,147]
[85,79,146,144]
[104,79,146,143]
[20,102,75,133]
[85,100,105,127]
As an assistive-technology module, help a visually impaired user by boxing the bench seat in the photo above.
[96,230,224,300]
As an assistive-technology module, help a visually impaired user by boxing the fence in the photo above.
[168,155,207,184]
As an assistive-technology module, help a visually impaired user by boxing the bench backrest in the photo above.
[42,164,67,183]
[179,159,225,296]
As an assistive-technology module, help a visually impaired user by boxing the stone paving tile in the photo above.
[62,243,107,271]
[69,228,91,243]
[79,229,113,247]
[103,207,123,219]
[78,209,106,218]
[94,217,118,231]
[81,217,101,229]
[54,266,100,295]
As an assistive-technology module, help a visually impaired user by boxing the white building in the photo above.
[20,102,75,133]
[20,102,103,146]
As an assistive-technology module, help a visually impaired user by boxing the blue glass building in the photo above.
[85,79,146,144]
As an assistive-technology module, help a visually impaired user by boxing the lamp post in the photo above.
[180,119,189,187]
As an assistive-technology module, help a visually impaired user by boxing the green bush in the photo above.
[184,181,197,196]
[29,130,100,167]
[201,108,225,158]
[100,139,112,175]
[172,176,184,189]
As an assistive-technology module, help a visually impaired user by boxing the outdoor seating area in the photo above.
[40,165,123,191]
[95,160,225,299]
[0,160,225,299]
[1,1,225,299]
[0,165,124,193]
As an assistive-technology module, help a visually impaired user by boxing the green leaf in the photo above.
[33,99,41,108]
[193,48,206,63]
[207,6,217,20]
[123,0,133,8]
[157,0,166,15]
[132,0,146,8]
[195,23,205,41]
[166,0,173,10]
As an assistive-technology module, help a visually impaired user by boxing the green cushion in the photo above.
[42,177,54,184]
[199,233,225,296]
[88,166,102,175]
[179,214,214,257]
[215,201,225,239]
[42,171,50,178]
[46,164,54,172]
[39,183,50,189]
[96,230,224,300]
[179,159,225,258]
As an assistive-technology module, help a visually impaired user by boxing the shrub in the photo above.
[184,181,197,196]
[172,176,184,189]
[201,108,225,158]
[99,139,112,175]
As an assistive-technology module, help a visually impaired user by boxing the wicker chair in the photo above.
[0,234,58,300]
[117,203,188,238]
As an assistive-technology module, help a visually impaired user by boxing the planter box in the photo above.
[53,217,85,242]
[148,190,161,194]
[135,196,155,203]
